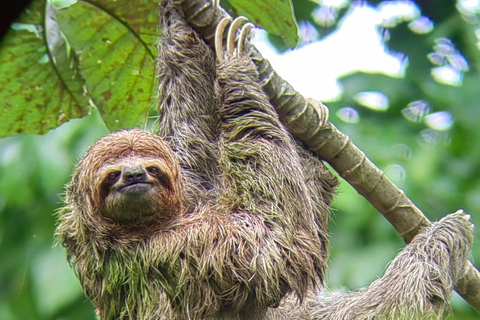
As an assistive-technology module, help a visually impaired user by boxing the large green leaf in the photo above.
[55,0,158,131]
[0,0,160,136]
[0,0,90,137]
[227,0,299,48]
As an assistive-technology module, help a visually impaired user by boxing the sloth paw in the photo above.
[215,16,254,63]
[430,209,474,279]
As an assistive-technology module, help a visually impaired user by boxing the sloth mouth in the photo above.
[120,182,154,192]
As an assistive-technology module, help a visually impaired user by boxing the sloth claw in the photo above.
[238,22,254,57]
[215,17,232,63]
[215,16,254,62]
[227,17,248,56]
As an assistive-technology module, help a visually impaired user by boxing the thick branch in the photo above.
[173,0,480,312]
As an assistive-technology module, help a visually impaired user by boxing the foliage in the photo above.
[0,111,107,319]
[0,0,159,135]
[0,0,479,319]
[223,0,299,47]
[0,0,90,136]
[0,0,296,136]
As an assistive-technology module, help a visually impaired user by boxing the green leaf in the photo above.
[227,0,299,48]
[0,0,90,137]
[55,0,158,131]
[86,0,161,56]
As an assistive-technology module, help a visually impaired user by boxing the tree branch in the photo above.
[172,0,480,312]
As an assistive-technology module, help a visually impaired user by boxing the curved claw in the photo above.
[215,17,232,63]
[227,17,248,56]
[238,23,254,57]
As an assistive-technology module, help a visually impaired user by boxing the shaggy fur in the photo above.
[56,1,473,320]
[267,211,474,320]
[57,2,336,319]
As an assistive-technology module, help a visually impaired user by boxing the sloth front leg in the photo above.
[214,17,288,144]
[157,0,221,207]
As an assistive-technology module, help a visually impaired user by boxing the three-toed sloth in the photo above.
[56,1,474,319]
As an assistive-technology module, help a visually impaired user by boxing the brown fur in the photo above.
[56,1,474,320]
[56,2,337,319]
[61,130,183,237]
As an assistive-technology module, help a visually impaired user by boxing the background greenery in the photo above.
[0,0,479,319]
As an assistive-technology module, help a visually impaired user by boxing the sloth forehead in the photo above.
[89,129,169,156]
[82,130,174,171]
[97,157,167,174]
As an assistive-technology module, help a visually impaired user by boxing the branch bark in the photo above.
[172,0,480,312]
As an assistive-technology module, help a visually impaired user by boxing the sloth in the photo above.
[56,1,474,320]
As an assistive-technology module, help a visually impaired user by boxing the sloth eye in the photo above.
[147,166,160,177]
[108,171,120,181]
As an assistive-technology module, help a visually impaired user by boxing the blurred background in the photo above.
[1,0,479,319]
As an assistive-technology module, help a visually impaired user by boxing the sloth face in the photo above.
[72,129,183,227]
[97,157,172,222]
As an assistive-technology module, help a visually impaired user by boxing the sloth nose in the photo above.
[123,167,147,182]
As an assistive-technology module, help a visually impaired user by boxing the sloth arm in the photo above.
[275,211,474,320]
[157,2,220,200]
